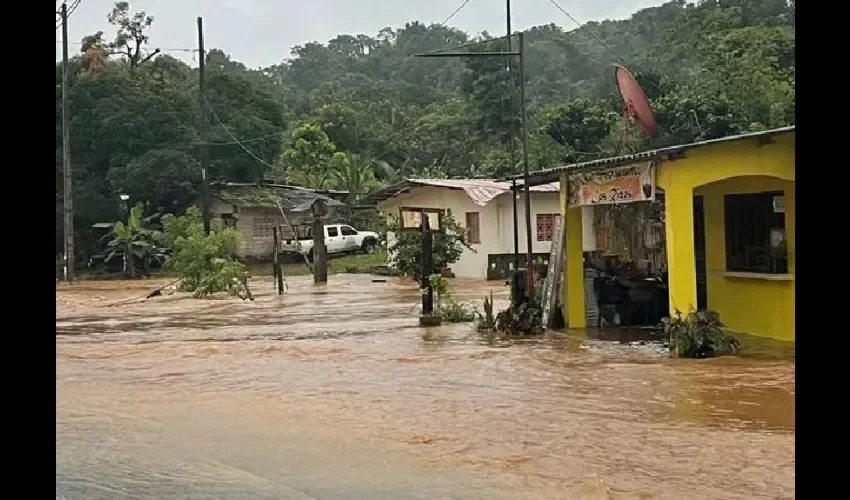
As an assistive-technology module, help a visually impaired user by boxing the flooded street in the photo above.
[56,275,794,500]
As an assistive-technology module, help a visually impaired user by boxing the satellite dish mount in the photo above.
[614,65,658,154]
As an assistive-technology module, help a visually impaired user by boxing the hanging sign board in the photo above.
[568,161,656,207]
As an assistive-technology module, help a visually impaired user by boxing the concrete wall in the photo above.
[694,176,795,341]
[378,186,562,279]
[208,199,311,260]
[559,131,795,341]
[658,132,795,341]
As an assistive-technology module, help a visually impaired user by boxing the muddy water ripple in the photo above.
[57,275,794,500]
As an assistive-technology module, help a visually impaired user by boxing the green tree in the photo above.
[277,122,337,188]
[161,207,252,300]
[385,213,473,277]
[105,203,162,277]
[329,153,380,202]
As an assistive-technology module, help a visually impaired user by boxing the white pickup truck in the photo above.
[280,224,380,260]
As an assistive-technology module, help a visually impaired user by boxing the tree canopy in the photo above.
[57,0,795,261]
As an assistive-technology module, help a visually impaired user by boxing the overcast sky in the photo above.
[56,0,665,69]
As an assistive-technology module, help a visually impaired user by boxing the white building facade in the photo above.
[375,179,594,279]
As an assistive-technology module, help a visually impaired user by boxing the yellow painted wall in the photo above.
[657,132,795,341]
[560,173,586,328]
[695,177,795,341]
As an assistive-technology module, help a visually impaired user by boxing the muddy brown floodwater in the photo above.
[56,275,794,500]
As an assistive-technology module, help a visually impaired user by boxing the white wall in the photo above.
[379,186,563,278]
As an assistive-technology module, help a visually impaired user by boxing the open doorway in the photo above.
[693,195,708,311]
[583,190,669,333]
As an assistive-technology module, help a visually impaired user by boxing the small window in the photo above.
[724,191,788,274]
[252,216,277,239]
[340,225,357,236]
[399,207,443,231]
[465,212,481,244]
[536,213,558,241]
[327,226,339,237]
[221,214,237,228]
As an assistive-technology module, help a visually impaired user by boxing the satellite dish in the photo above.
[615,65,657,150]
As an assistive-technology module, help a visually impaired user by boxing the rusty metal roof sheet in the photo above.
[359,178,560,207]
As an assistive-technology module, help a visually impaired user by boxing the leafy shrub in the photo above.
[495,301,543,336]
[425,274,475,323]
[385,213,473,277]
[662,308,740,358]
[475,291,497,331]
[160,207,253,300]
[105,203,164,277]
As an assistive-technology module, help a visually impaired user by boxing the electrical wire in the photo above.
[546,0,626,65]
[56,40,199,54]
[57,0,82,30]
[203,95,278,170]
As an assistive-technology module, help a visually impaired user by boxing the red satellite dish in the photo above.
[615,65,657,150]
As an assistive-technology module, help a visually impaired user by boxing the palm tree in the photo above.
[329,153,380,204]
[105,203,162,277]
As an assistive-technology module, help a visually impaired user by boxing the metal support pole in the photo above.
[518,32,535,299]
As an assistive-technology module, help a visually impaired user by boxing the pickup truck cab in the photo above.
[280,224,380,260]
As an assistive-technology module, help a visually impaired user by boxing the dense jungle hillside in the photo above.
[56,0,794,259]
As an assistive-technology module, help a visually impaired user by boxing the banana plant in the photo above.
[105,203,163,277]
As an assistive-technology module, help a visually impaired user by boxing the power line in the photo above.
[56,40,198,54]
[440,0,474,27]
[547,0,625,65]
[203,95,278,170]
[56,0,82,29]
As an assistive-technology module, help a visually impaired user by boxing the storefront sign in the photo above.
[567,161,656,207]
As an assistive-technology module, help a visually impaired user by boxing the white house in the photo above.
[368,178,595,279]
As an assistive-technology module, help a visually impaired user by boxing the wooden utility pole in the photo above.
[197,16,212,235]
[311,200,328,284]
[61,2,74,282]
[272,227,284,294]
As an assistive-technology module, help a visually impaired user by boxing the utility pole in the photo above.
[415,34,534,299]
[61,1,74,282]
[507,0,520,302]
[518,31,535,299]
[197,16,212,235]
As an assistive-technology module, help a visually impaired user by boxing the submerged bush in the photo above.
[161,207,253,300]
[663,308,739,358]
[425,274,475,323]
[495,296,543,336]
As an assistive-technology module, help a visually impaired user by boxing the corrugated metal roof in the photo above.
[360,178,559,207]
[212,183,346,213]
[503,126,796,187]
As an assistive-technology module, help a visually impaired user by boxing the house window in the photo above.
[536,213,559,241]
[399,207,443,232]
[465,212,481,244]
[724,191,788,274]
[221,214,237,228]
[252,216,277,239]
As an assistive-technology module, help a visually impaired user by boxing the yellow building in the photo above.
[514,126,795,341]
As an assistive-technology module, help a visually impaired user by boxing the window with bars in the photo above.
[724,191,787,274]
[536,213,559,241]
[252,216,278,239]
